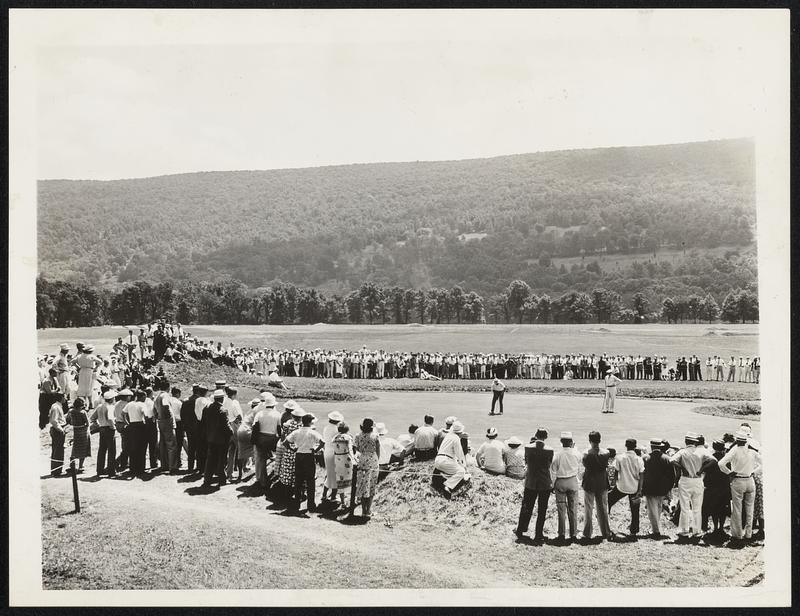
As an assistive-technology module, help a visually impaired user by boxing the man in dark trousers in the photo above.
[515,427,554,543]
[489,377,506,416]
[201,389,232,488]
[642,439,676,539]
[180,384,200,472]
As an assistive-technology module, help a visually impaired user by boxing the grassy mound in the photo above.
[692,402,761,420]
[373,460,662,539]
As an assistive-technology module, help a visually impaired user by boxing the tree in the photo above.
[701,294,720,323]
[449,286,467,324]
[346,290,364,324]
[358,282,384,325]
[661,297,678,324]
[538,251,552,267]
[488,293,509,324]
[537,294,552,324]
[506,280,532,324]
[591,288,622,323]
[415,289,427,324]
[631,292,649,323]
[464,291,484,323]
[686,294,702,323]
[403,289,417,323]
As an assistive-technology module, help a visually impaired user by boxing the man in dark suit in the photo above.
[515,428,554,543]
[581,430,613,542]
[201,390,233,488]
[180,384,200,472]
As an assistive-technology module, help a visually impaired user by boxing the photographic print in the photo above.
[8,7,791,607]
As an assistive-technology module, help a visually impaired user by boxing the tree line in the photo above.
[36,276,759,329]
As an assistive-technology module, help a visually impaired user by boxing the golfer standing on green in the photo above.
[490,377,506,415]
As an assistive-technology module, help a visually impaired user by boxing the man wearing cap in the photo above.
[285,413,324,513]
[607,438,645,539]
[201,390,233,488]
[601,369,623,413]
[550,431,582,543]
[194,385,211,474]
[642,439,676,539]
[581,431,613,542]
[376,422,406,479]
[436,416,457,451]
[434,421,470,497]
[91,390,118,477]
[717,431,760,546]
[669,432,712,541]
[113,389,133,471]
[124,390,149,477]
[48,393,67,477]
[475,427,507,475]
[413,415,438,461]
[515,428,554,542]
[489,377,506,415]
[223,387,243,482]
[252,392,281,487]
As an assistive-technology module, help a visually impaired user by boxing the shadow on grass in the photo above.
[338,514,371,526]
[185,485,219,495]
[78,475,103,483]
[236,483,266,499]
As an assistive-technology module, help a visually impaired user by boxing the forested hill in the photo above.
[38,138,755,297]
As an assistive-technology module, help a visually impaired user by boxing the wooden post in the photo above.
[70,460,81,513]
[348,463,358,517]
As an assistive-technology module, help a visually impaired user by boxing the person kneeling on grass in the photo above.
[434,421,471,498]
[475,427,507,475]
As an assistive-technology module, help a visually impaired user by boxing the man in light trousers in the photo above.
[550,431,582,543]
[669,431,711,541]
[717,431,759,547]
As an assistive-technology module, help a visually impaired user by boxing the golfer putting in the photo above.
[489,377,506,415]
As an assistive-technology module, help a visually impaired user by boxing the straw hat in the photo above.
[328,411,344,422]
[376,422,388,436]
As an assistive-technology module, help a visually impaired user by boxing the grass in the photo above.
[692,402,761,420]
[161,360,760,404]
[40,452,764,589]
[38,322,759,360]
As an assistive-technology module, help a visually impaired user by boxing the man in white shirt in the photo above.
[193,385,211,474]
[252,392,281,487]
[124,390,148,476]
[285,414,324,513]
[434,421,470,496]
[718,431,760,545]
[607,438,645,539]
[490,378,506,415]
[550,431,582,543]
[669,432,712,540]
[474,427,507,475]
[413,415,438,460]
[223,387,243,481]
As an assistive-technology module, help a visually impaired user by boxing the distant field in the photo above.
[38,323,759,358]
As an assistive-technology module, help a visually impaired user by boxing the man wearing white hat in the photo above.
[601,369,623,413]
[489,377,506,415]
[55,344,71,399]
[91,390,118,477]
[436,416,457,451]
[475,427,507,475]
[201,390,233,488]
[669,431,712,541]
[717,431,760,546]
[252,392,281,487]
[550,431,582,543]
[376,422,405,480]
[321,411,344,502]
[434,421,470,497]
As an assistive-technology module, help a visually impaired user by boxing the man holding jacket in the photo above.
[515,428,554,543]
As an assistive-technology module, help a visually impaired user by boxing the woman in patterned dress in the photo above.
[277,408,304,494]
[67,398,91,472]
[353,417,381,519]
[332,422,355,506]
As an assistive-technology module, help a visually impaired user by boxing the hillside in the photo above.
[38,138,755,297]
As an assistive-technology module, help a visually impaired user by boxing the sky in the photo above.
[25,9,784,180]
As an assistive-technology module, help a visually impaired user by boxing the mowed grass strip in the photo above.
[163,361,760,403]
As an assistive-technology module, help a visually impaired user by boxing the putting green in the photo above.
[299,391,759,451]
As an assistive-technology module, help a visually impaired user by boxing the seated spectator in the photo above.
[475,427,507,475]
[503,436,526,479]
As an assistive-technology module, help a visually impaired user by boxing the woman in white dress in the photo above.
[321,411,343,502]
[73,345,101,407]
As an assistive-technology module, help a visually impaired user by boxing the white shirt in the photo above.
[550,445,583,479]
[124,401,146,423]
[223,397,243,423]
[254,407,281,434]
[475,439,507,474]
[194,396,210,422]
[322,423,339,453]
[143,397,155,419]
[378,435,404,465]
[414,425,438,450]
[614,451,645,494]
[718,444,759,477]
[285,427,323,453]
[492,380,506,392]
